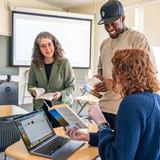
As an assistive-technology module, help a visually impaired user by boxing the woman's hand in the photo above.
[52,92,62,100]
[65,127,90,141]
[31,90,37,97]
[88,103,107,126]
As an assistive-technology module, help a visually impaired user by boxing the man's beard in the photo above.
[110,25,127,39]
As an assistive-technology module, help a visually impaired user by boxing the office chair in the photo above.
[0,80,18,105]
[0,116,21,160]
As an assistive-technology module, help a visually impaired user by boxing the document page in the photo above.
[30,87,45,97]
[83,77,103,98]
[36,93,54,101]
[30,87,54,101]
[49,105,88,129]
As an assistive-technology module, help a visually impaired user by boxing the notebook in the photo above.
[14,109,85,160]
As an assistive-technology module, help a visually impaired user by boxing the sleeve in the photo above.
[89,132,99,146]
[97,40,106,75]
[60,59,76,100]
[27,62,37,95]
[98,98,142,160]
[97,55,103,75]
[132,32,157,71]
[97,52,102,71]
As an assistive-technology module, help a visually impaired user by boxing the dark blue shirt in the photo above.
[91,92,160,160]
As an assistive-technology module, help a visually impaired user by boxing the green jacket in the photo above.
[28,58,76,110]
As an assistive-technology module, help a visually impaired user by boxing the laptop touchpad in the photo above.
[51,140,85,160]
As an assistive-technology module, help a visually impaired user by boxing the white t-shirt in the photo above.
[98,28,157,114]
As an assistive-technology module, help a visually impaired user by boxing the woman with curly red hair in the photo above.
[66,48,160,160]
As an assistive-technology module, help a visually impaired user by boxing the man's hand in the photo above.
[94,75,103,81]
[94,75,113,92]
[94,81,107,92]
[103,79,113,91]
[94,75,106,92]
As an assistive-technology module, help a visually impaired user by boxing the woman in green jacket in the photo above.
[28,31,76,127]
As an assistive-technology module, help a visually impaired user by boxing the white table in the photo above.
[0,105,28,117]
[74,95,99,115]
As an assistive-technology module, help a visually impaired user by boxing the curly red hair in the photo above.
[111,48,160,96]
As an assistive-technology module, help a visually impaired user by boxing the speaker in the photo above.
[0,81,18,105]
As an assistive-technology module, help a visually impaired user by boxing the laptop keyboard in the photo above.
[35,136,70,155]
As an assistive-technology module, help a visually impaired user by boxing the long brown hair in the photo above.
[111,48,160,96]
[32,31,64,67]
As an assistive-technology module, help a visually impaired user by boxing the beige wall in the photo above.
[143,2,160,46]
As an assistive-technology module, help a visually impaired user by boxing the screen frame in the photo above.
[11,8,93,69]
[14,110,55,151]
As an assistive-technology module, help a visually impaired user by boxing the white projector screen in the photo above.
[12,9,92,68]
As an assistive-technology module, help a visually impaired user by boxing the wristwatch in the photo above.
[98,122,110,131]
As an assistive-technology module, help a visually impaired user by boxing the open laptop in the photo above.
[14,109,85,160]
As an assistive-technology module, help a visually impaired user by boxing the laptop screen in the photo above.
[15,110,55,150]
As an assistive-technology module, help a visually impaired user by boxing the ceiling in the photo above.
[38,0,160,9]
[38,0,95,9]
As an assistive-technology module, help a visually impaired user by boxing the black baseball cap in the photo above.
[98,0,124,25]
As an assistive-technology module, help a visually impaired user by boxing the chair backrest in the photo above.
[0,116,21,152]
[0,81,18,105]
[22,69,30,104]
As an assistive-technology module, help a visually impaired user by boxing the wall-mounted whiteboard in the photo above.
[12,7,93,68]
